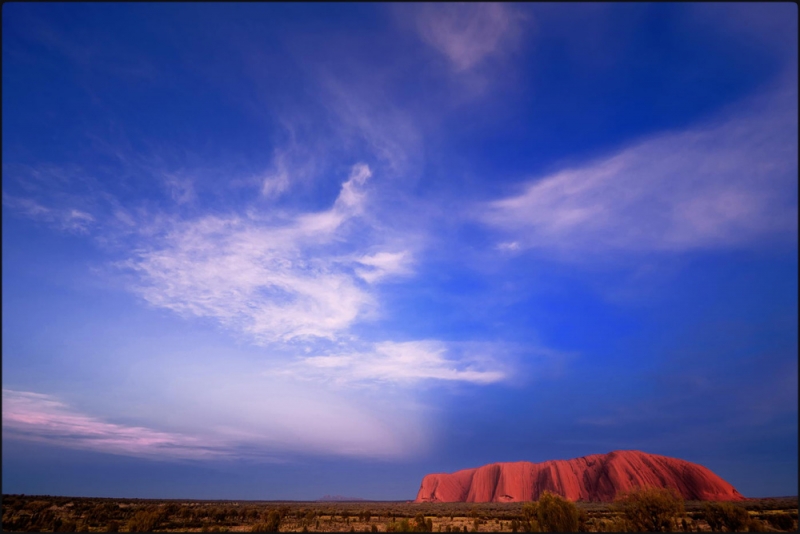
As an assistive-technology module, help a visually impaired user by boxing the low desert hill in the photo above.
[415,450,744,503]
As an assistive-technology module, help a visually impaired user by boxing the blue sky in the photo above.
[2,3,797,500]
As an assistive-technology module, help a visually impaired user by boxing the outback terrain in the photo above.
[2,493,797,532]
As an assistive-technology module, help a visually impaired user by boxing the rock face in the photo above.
[415,450,745,503]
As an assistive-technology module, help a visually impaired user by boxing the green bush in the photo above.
[615,487,684,532]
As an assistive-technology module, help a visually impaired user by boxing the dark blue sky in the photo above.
[3,3,797,499]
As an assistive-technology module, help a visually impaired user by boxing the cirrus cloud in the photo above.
[119,163,411,343]
[282,340,509,386]
[2,389,229,461]
[413,3,524,72]
[480,72,798,259]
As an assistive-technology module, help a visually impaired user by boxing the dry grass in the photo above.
[2,494,797,532]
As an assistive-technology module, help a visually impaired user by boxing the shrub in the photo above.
[602,516,632,532]
[269,510,282,530]
[524,518,541,532]
[615,487,684,532]
[27,500,53,513]
[703,502,749,532]
[526,491,580,533]
[127,509,160,532]
[522,503,536,521]
[213,507,228,522]
[54,518,78,532]
[577,509,589,532]
[36,510,60,531]
[521,502,538,532]
[106,520,120,532]
[747,517,766,532]
[386,519,413,532]
[765,513,795,531]
[251,510,282,532]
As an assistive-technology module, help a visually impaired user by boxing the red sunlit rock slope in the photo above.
[415,450,745,503]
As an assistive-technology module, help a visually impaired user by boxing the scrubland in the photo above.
[2,491,797,532]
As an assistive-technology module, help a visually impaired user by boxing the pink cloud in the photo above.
[2,389,229,460]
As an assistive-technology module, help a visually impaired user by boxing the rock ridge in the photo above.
[415,450,744,503]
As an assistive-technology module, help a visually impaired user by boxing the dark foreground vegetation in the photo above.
[2,491,797,532]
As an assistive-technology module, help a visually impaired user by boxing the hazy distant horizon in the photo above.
[2,3,797,500]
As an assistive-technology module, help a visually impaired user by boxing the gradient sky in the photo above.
[2,3,798,500]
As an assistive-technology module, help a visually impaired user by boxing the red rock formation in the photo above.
[415,450,745,503]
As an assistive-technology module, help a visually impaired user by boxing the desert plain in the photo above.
[2,493,797,532]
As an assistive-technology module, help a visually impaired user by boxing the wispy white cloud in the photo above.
[355,251,413,284]
[162,172,196,205]
[3,154,519,394]
[2,384,428,461]
[144,358,432,459]
[480,74,798,258]
[317,74,423,179]
[3,192,95,233]
[281,340,508,386]
[2,389,229,460]
[257,143,319,200]
[119,163,412,343]
[413,3,523,73]
[260,169,291,199]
